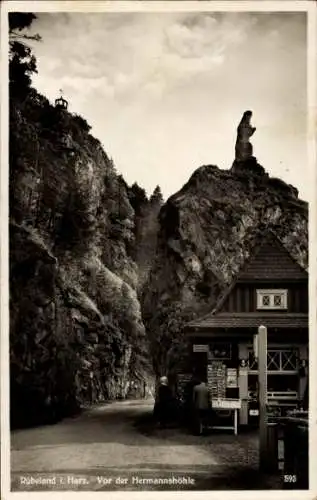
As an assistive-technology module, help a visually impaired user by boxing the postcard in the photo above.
[1,1,316,499]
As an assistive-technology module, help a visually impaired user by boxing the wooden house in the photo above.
[184,230,308,426]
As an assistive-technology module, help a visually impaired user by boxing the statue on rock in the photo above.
[235,110,256,162]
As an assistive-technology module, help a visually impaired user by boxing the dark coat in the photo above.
[154,385,173,422]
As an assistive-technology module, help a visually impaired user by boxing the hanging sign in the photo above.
[193,344,208,352]
[249,409,259,416]
[212,399,241,409]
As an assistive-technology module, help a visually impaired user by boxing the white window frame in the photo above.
[248,347,298,373]
[256,289,288,310]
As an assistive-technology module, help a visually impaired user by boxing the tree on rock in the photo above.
[150,185,163,205]
[127,182,148,216]
[9,13,37,33]
[9,13,41,99]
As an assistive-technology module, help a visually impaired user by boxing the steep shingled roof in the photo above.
[186,229,308,331]
[237,231,307,282]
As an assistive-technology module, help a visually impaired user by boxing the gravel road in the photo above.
[10,399,282,491]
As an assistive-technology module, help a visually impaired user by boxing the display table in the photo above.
[211,399,241,435]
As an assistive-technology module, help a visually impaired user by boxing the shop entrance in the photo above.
[192,351,208,381]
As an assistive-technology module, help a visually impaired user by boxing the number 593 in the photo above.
[284,475,297,483]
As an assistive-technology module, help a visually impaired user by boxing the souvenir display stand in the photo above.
[207,357,241,435]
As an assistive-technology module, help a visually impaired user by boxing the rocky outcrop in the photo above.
[134,188,164,290]
[10,89,150,428]
[142,158,308,379]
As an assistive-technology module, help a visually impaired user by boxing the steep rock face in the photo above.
[135,196,163,290]
[142,158,308,379]
[10,90,149,428]
[125,183,164,291]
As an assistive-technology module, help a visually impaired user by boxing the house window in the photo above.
[256,289,288,310]
[248,348,298,372]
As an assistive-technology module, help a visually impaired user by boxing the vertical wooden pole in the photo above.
[234,409,238,435]
[238,343,248,425]
[258,324,268,471]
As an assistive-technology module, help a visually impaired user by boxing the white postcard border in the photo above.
[1,2,316,500]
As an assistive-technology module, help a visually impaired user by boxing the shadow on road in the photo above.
[11,400,284,490]
[12,399,258,448]
[133,408,258,443]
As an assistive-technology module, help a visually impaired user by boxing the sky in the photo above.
[26,11,308,200]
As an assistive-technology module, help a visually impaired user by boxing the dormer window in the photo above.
[256,289,288,310]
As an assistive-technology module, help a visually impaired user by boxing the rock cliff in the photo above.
[9,88,150,428]
[142,156,308,379]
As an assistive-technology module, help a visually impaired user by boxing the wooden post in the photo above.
[258,325,268,471]
[234,409,238,436]
[238,343,248,425]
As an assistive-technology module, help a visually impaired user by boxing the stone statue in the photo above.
[235,110,256,162]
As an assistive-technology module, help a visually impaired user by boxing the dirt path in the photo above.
[10,399,282,491]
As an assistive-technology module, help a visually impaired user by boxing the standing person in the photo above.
[155,376,173,428]
[193,379,210,435]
